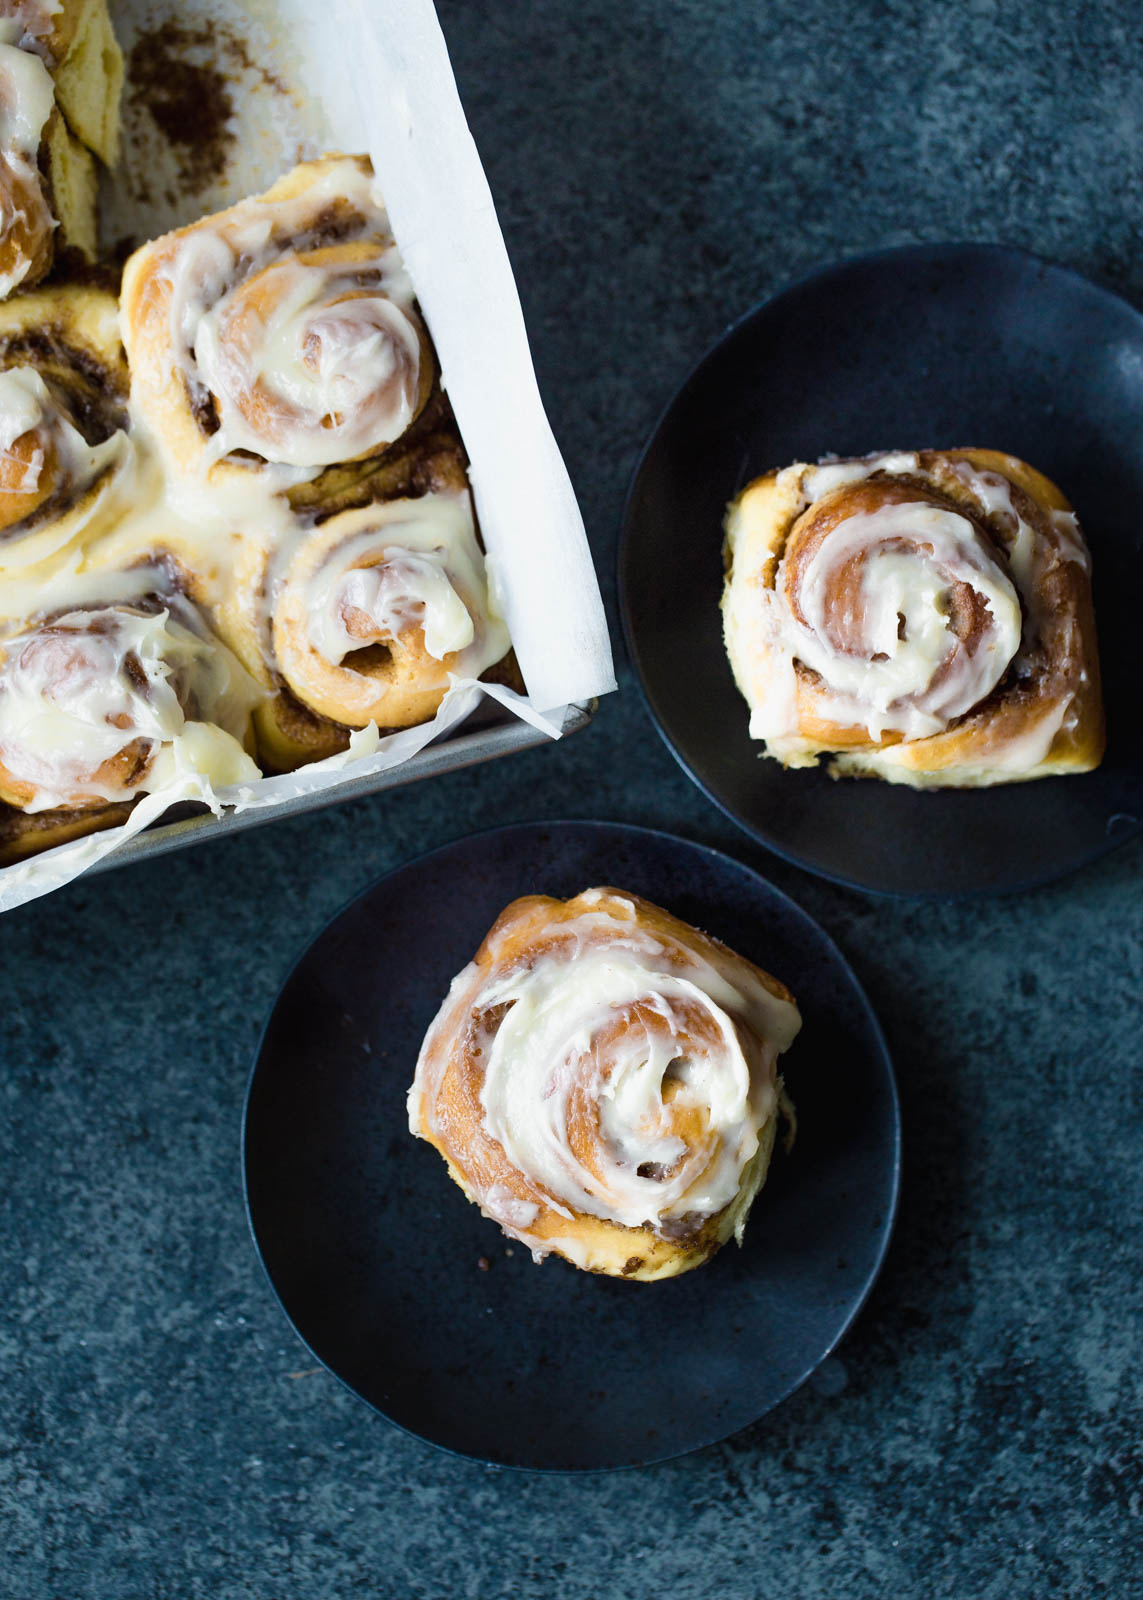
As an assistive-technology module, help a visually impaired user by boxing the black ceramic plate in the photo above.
[243,821,899,1471]
[620,243,1143,896]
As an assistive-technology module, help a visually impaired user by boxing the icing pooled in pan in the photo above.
[0,154,512,863]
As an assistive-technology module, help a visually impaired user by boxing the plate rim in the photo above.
[241,817,902,1472]
[617,238,1143,901]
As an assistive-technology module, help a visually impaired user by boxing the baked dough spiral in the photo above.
[0,586,260,811]
[196,430,510,771]
[121,155,434,483]
[0,146,520,868]
[722,449,1104,786]
[0,283,131,571]
[409,888,801,1281]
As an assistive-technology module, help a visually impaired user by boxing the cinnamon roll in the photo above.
[408,889,801,1281]
[196,425,509,770]
[272,488,507,726]
[0,283,131,571]
[120,155,435,485]
[722,449,1104,786]
[0,581,261,813]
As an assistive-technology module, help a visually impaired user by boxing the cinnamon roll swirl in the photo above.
[0,582,261,813]
[0,284,131,570]
[200,429,509,771]
[409,889,801,1281]
[722,449,1104,786]
[120,155,435,485]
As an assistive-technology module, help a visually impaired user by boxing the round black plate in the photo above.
[620,243,1143,896]
[243,821,899,1471]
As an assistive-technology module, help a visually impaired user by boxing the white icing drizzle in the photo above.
[0,24,53,150]
[782,499,1022,741]
[416,895,801,1241]
[300,495,491,668]
[803,452,918,500]
[0,598,261,810]
[6,5,63,63]
[0,364,43,454]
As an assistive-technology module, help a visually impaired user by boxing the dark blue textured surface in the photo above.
[2,1,1142,1595]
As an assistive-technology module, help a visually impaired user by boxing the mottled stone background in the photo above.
[2,1,1141,1596]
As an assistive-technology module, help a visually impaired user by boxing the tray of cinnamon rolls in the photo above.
[0,0,612,909]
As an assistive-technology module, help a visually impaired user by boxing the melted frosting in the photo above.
[412,891,801,1249]
[0,596,260,810]
[0,158,506,858]
[784,498,1022,741]
[299,495,492,668]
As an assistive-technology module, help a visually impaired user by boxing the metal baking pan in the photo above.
[89,700,594,876]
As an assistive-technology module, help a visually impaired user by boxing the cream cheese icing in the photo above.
[412,892,800,1247]
[297,493,498,671]
[0,598,260,809]
[723,449,1095,768]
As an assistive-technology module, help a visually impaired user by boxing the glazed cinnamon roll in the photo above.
[409,889,801,1281]
[722,449,1104,786]
[201,427,509,770]
[0,284,131,570]
[120,155,435,485]
[0,582,261,813]
[272,489,507,725]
